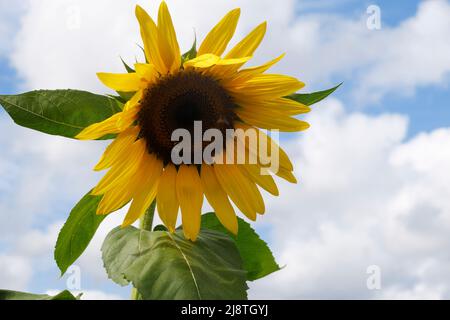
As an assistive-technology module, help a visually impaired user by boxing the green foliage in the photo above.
[0,290,78,300]
[0,90,122,139]
[116,91,136,103]
[54,192,105,275]
[120,57,135,73]
[102,226,248,300]
[181,37,198,63]
[287,83,342,106]
[201,213,280,281]
[153,224,168,231]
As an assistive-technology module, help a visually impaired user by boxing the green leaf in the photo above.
[0,290,78,300]
[106,94,127,104]
[117,58,137,102]
[120,57,135,73]
[287,83,342,106]
[201,213,280,281]
[55,192,105,276]
[181,36,197,63]
[0,90,122,139]
[102,227,248,300]
[116,91,136,103]
[137,44,148,63]
[153,224,168,232]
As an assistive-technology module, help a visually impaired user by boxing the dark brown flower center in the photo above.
[137,70,237,164]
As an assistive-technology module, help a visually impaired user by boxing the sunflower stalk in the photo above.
[130,201,156,300]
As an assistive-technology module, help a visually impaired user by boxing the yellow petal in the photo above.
[94,127,140,171]
[209,22,267,78]
[238,97,311,116]
[216,56,252,66]
[275,167,298,184]
[184,55,251,74]
[184,54,220,69]
[203,56,253,79]
[92,139,146,195]
[224,54,285,87]
[237,109,310,132]
[97,72,142,92]
[241,164,279,196]
[176,165,203,241]
[157,1,181,73]
[201,165,238,235]
[123,90,144,111]
[198,8,241,56]
[117,108,140,131]
[214,164,265,220]
[134,64,158,84]
[156,164,179,232]
[122,154,164,227]
[135,5,167,74]
[97,172,139,215]
[75,113,123,141]
[97,189,132,216]
[234,123,294,172]
[97,149,162,216]
[122,183,158,228]
[226,22,267,59]
[229,74,305,100]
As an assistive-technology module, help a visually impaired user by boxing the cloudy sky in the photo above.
[1,0,450,300]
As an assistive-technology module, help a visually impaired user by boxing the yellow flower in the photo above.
[77,2,310,241]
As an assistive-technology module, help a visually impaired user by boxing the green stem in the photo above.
[130,201,156,300]
[140,201,156,232]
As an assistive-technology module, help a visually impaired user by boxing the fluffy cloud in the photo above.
[249,99,450,299]
[0,254,32,290]
[10,0,293,92]
[9,0,450,104]
[0,1,27,58]
[0,115,105,241]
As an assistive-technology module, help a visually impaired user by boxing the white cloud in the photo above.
[9,0,297,92]
[0,115,105,240]
[76,212,130,282]
[15,222,62,258]
[0,254,32,290]
[248,99,450,299]
[355,0,450,102]
[377,284,447,300]
[9,0,450,103]
[0,0,27,58]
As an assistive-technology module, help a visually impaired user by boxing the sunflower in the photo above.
[76,2,310,241]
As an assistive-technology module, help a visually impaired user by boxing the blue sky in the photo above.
[1,0,450,300]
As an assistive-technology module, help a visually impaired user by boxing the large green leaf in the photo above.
[287,83,342,106]
[55,192,105,275]
[201,213,280,281]
[0,90,122,139]
[102,227,248,300]
[0,290,78,300]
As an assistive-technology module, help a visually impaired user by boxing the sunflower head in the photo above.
[138,70,237,164]
[76,1,310,241]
